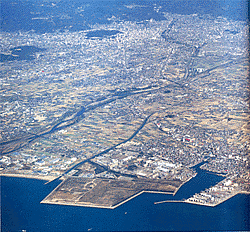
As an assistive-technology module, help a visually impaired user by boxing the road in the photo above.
[45,113,154,184]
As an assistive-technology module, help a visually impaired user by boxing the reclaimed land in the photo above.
[41,176,183,209]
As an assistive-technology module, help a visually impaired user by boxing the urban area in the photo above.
[1,9,249,207]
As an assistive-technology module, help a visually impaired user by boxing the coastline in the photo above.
[2,174,249,210]
[41,189,145,210]
[41,189,175,209]
[173,175,195,195]
[155,191,248,208]
[240,191,250,195]
[184,191,241,207]
[0,173,58,181]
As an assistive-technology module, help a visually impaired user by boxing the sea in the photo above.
[1,166,250,231]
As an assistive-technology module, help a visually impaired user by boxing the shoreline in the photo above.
[0,173,58,181]
[173,175,195,196]
[240,191,250,195]
[2,174,249,209]
[155,191,248,208]
[41,200,115,209]
[41,189,175,209]
[41,190,145,210]
[183,192,241,207]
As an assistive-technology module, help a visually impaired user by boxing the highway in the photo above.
[0,84,160,155]
[45,112,154,184]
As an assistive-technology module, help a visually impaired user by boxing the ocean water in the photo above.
[1,173,249,231]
